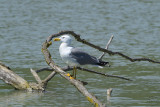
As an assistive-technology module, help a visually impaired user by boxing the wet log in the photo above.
[0,62,45,91]
[0,62,30,90]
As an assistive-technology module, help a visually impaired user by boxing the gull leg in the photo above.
[69,66,77,79]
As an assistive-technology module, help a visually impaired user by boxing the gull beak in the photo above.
[53,38,61,41]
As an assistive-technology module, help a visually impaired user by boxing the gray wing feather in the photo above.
[70,48,99,65]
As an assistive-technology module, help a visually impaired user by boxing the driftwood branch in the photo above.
[42,35,105,107]
[76,67,132,81]
[30,68,42,84]
[0,62,48,91]
[36,67,53,73]
[99,35,114,60]
[47,31,160,64]
[30,68,57,90]
[0,62,30,90]
[42,71,57,83]
[0,62,43,91]
[35,66,132,81]
[35,67,57,82]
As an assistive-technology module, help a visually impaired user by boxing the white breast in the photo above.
[59,43,79,66]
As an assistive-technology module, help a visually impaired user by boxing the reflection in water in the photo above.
[0,91,44,107]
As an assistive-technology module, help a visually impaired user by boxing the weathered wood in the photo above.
[0,62,45,91]
[30,68,42,84]
[0,62,30,90]
[42,70,57,83]
[99,35,114,60]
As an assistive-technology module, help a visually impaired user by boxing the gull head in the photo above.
[54,35,72,44]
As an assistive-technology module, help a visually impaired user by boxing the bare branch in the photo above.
[42,71,57,83]
[76,67,132,81]
[0,62,30,90]
[30,68,57,89]
[35,66,132,81]
[48,31,160,64]
[0,62,47,91]
[36,67,53,73]
[30,68,42,84]
[99,35,114,60]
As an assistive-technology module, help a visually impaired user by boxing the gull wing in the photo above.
[70,48,99,65]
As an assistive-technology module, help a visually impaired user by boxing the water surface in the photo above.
[0,0,160,106]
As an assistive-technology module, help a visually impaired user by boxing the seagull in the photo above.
[54,35,109,79]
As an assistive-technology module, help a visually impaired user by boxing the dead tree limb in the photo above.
[35,66,132,81]
[76,67,132,81]
[0,62,46,91]
[65,66,132,81]
[36,67,53,73]
[42,36,105,107]
[99,35,114,60]
[30,68,42,84]
[42,70,57,84]
[47,31,160,64]
[0,62,30,90]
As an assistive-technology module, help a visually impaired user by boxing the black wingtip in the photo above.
[98,60,110,67]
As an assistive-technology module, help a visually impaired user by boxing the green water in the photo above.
[0,0,160,106]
